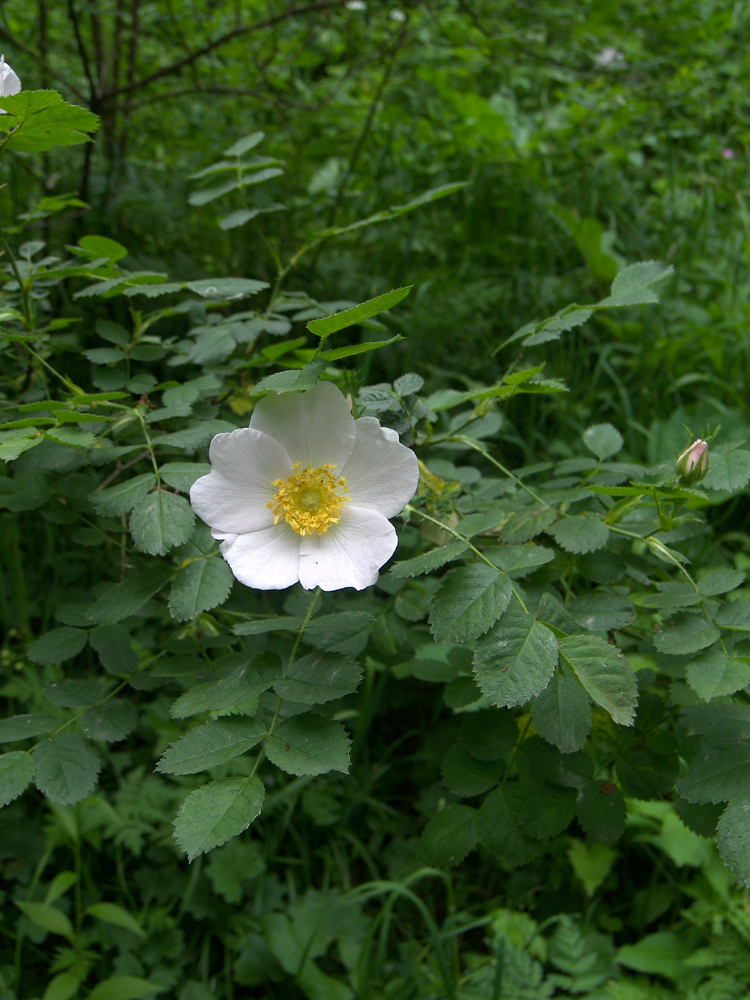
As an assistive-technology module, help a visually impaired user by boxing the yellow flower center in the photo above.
[268,462,350,536]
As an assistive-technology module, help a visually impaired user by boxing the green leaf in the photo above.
[442,745,503,797]
[703,447,750,492]
[391,540,469,578]
[273,654,362,705]
[318,335,403,361]
[599,261,673,308]
[0,751,35,807]
[697,568,745,596]
[479,786,542,867]
[157,718,266,775]
[81,701,138,742]
[499,506,556,544]
[306,286,412,340]
[687,648,750,701]
[547,513,610,554]
[170,660,280,719]
[15,901,74,941]
[169,555,234,621]
[653,612,720,655]
[568,839,618,895]
[27,626,88,665]
[85,975,166,999]
[90,473,157,516]
[420,804,478,868]
[531,671,592,753]
[616,932,690,981]
[233,616,304,636]
[486,543,555,577]
[174,776,265,861]
[473,608,558,709]
[129,490,195,555]
[519,781,576,839]
[33,734,100,804]
[265,716,350,776]
[85,902,145,938]
[458,709,518,761]
[223,131,265,156]
[576,781,626,843]
[42,971,84,1000]
[0,714,57,743]
[430,564,512,643]
[88,624,138,675]
[252,359,327,396]
[559,634,637,727]
[583,423,623,460]
[45,678,108,708]
[716,798,750,887]
[677,738,750,803]
[304,611,374,655]
[568,590,635,632]
[86,565,174,624]
[0,90,99,152]
[184,277,269,300]
[159,461,211,493]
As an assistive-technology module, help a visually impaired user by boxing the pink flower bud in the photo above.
[675,439,708,482]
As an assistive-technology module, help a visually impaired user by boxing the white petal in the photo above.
[218,524,301,590]
[0,59,20,97]
[250,381,355,469]
[298,505,397,591]
[190,427,291,533]
[340,416,419,518]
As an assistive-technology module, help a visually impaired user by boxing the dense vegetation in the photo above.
[3,2,750,998]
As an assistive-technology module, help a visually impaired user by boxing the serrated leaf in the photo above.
[306,286,412,340]
[559,634,637,726]
[304,611,374,655]
[129,490,195,555]
[420,804,478,867]
[169,555,234,621]
[88,624,138,675]
[583,423,623,460]
[185,277,269,300]
[319,336,403,361]
[44,678,109,708]
[599,261,673,308]
[27,627,88,665]
[653,612,720,655]
[157,718,265,775]
[81,701,138,742]
[473,608,558,708]
[519,781,576,839]
[677,738,750,803]
[686,648,750,701]
[499,506,556,544]
[547,513,610,554]
[458,709,518,761]
[430,564,512,643]
[531,670,592,753]
[703,447,750,492]
[697,568,745,596]
[170,659,280,719]
[391,541,469,578]
[716,799,750,887]
[569,590,635,632]
[576,781,626,843]
[265,716,350,776]
[223,131,265,156]
[252,359,328,396]
[442,745,503,797]
[479,786,543,867]
[0,90,99,152]
[174,776,264,861]
[85,563,174,626]
[33,733,100,804]
[273,654,362,705]
[0,751,35,806]
[159,461,211,493]
[90,474,157,516]
[0,714,57,743]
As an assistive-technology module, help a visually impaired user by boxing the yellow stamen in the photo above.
[268,462,350,536]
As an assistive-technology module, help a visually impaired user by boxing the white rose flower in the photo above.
[0,55,21,100]
[190,381,419,591]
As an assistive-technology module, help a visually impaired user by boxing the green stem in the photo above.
[450,436,551,509]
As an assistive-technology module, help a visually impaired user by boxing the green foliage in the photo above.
[3,4,750,997]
